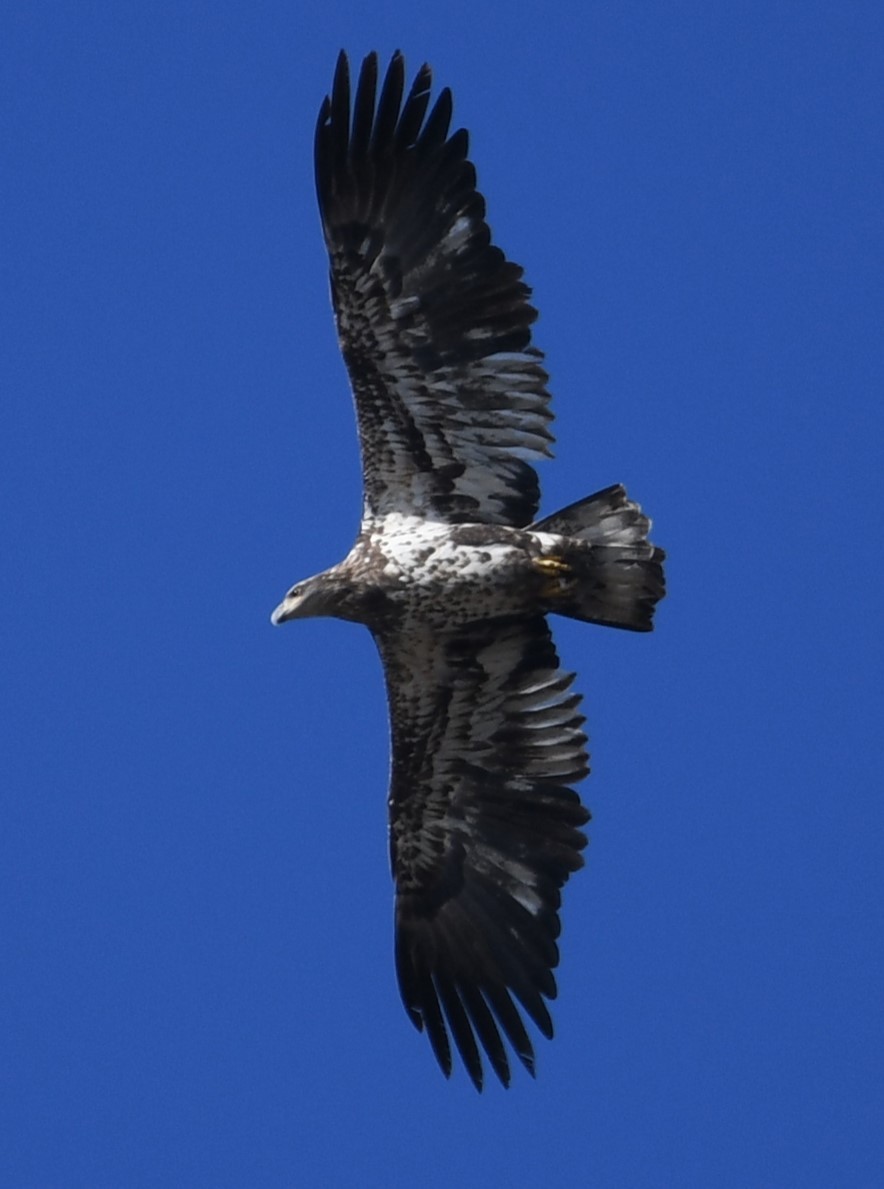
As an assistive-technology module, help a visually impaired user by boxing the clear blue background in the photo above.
[3,2,882,1185]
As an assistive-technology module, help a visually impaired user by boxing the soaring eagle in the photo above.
[272,51,665,1090]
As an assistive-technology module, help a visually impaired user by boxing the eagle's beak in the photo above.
[270,598,296,626]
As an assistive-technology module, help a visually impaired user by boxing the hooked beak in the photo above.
[270,596,298,626]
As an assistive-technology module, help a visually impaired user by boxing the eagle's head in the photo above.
[271,562,376,626]
[271,572,341,625]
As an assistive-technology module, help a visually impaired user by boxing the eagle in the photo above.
[272,50,665,1090]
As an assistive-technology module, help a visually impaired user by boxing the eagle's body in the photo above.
[294,517,587,630]
[272,51,665,1090]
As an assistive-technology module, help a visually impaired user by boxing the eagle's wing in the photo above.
[315,52,553,528]
[375,616,590,1090]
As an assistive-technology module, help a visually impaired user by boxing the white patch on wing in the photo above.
[511,884,544,915]
[390,294,420,320]
[444,214,472,248]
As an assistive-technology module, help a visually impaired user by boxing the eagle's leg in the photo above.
[532,555,576,599]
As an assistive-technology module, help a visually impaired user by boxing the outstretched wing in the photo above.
[315,51,554,527]
[375,616,590,1090]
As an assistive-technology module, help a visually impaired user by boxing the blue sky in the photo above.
[3,2,882,1185]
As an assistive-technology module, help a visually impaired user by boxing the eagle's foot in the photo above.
[533,555,576,599]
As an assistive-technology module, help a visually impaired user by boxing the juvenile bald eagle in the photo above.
[272,51,665,1090]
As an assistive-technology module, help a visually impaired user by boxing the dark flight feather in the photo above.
[379,617,589,1090]
[315,50,553,527]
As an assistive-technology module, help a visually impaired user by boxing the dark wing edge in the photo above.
[376,616,590,1090]
[315,51,554,527]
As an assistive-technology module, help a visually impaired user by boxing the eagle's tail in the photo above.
[530,484,666,632]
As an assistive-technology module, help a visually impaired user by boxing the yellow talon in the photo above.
[534,556,571,576]
[533,555,574,598]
